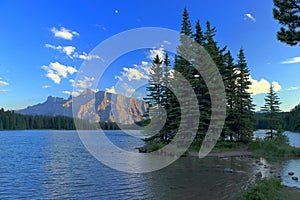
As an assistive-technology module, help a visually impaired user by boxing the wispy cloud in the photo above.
[62,90,80,96]
[73,52,103,61]
[45,44,76,56]
[42,62,77,84]
[51,27,79,40]
[148,47,165,60]
[42,85,51,89]
[73,76,96,90]
[163,40,171,45]
[121,67,149,81]
[94,24,107,31]
[288,87,299,91]
[0,77,9,92]
[244,13,256,22]
[105,86,116,94]
[45,44,102,61]
[281,56,300,64]
[0,80,9,86]
[248,76,282,95]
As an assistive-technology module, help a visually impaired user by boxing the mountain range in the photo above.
[17,89,147,124]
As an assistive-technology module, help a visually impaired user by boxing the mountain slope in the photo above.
[17,90,147,124]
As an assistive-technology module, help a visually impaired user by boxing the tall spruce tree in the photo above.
[192,20,209,141]
[235,48,255,143]
[273,0,300,46]
[144,55,163,106]
[170,7,200,145]
[161,53,173,142]
[194,20,205,46]
[261,86,282,138]
[203,21,228,140]
[224,51,238,141]
[143,55,165,141]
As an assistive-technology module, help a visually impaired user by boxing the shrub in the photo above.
[240,177,282,200]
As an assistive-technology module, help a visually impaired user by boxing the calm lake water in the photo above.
[0,130,256,200]
[254,130,300,188]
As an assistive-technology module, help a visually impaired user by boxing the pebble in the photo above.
[224,168,234,174]
[288,172,295,176]
[292,176,298,181]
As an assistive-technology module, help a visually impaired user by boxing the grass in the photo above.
[248,133,300,157]
[140,139,244,155]
[188,140,244,153]
[138,141,165,153]
[240,177,282,200]
[140,133,300,158]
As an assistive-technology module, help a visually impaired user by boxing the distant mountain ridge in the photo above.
[17,90,147,124]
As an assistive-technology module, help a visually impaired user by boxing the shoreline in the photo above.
[187,149,253,157]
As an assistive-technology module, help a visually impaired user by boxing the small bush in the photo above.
[140,141,165,153]
[249,133,300,157]
[240,177,282,200]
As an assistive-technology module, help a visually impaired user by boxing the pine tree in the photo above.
[224,51,238,141]
[143,55,164,141]
[194,20,205,46]
[144,55,163,106]
[170,8,200,147]
[203,21,228,140]
[261,86,282,138]
[181,7,192,36]
[161,53,173,142]
[170,7,194,134]
[273,0,300,46]
[235,48,255,143]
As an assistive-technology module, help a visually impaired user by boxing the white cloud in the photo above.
[46,72,61,84]
[42,85,51,89]
[63,46,76,56]
[73,52,103,61]
[62,90,80,96]
[163,40,171,45]
[281,56,300,64]
[0,89,8,92]
[121,67,149,81]
[106,86,116,94]
[272,81,282,92]
[148,47,165,60]
[74,76,96,90]
[115,75,123,81]
[244,13,256,22]
[51,27,79,40]
[45,44,102,61]
[42,62,77,84]
[0,80,9,86]
[45,44,76,57]
[288,87,299,91]
[248,76,282,95]
[116,82,136,97]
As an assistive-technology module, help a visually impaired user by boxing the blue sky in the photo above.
[0,0,299,111]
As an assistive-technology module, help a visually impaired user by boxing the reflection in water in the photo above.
[145,157,253,200]
[254,130,300,188]
[0,130,262,199]
[280,159,300,188]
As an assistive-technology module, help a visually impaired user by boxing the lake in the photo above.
[254,130,300,188]
[0,130,257,199]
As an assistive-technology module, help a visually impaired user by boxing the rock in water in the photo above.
[288,172,295,176]
[224,168,234,174]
